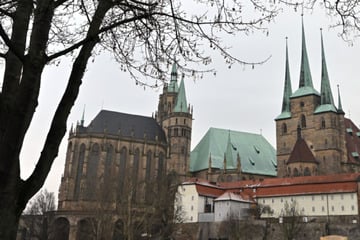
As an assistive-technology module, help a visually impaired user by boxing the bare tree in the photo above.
[280,200,304,240]
[280,0,360,42]
[24,189,56,215]
[0,1,280,238]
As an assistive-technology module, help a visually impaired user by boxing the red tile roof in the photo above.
[184,173,360,199]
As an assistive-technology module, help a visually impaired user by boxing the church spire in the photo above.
[292,17,319,98]
[299,17,313,88]
[276,38,292,120]
[80,105,85,127]
[314,30,337,114]
[337,85,345,114]
[168,61,179,92]
[320,30,335,106]
[173,75,188,112]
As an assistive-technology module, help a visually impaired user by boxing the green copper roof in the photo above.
[337,85,345,114]
[168,62,179,92]
[276,38,292,120]
[319,31,335,109]
[314,104,337,114]
[293,18,319,98]
[190,128,277,176]
[173,77,188,113]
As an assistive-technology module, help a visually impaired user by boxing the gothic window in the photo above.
[321,117,326,129]
[300,114,306,128]
[175,118,178,124]
[304,167,311,176]
[158,152,164,179]
[118,147,127,199]
[74,144,85,200]
[104,144,113,190]
[145,151,152,203]
[300,101,305,107]
[168,128,172,137]
[174,128,178,137]
[293,168,299,177]
[282,123,287,135]
[132,148,140,202]
[66,142,73,177]
[86,143,100,200]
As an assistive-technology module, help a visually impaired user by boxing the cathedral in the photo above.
[34,21,360,240]
[275,21,360,177]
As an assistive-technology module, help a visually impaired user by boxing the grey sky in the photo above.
[9,7,360,200]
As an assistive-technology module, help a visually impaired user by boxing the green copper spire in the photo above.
[276,38,292,120]
[224,131,236,169]
[320,30,335,105]
[292,18,319,98]
[168,62,179,92]
[314,30,337,114]
[337,85,345,114]
[173,76,188,112]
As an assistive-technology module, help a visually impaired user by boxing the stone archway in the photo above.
[48,217,70,240]
[77,218,96,240]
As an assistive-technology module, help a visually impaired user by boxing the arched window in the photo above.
[282,123,287,135]
[104,144,113,193]
[145,151,152,203]
[66,142,73,177]
[293,168,300,177]
[158,152,164,180]
[118,147,127,199]
[86,143,100,200]
[304,167,311,176]
[321,117,326,129]
[301,115,306,128]
[113,220,125,240]
[132,148,140,202]
[74,144,85,200]
[50,217,70,240]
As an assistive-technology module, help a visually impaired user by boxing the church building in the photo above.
[275,21,360,177]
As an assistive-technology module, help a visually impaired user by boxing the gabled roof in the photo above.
[84,110,166,142]
[215,191,254,203]
[190,128,277,176]
[287,136,318,164]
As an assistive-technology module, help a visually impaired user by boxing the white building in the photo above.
[176,173,360,223]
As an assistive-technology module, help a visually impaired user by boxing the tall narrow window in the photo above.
[145,151,152,203]
[282,123,287,134]
[74,144,85,200]
[104,144,113,199]
[301,114,306,128]
[158,152,164,180]
[118,147,127,199]
[321,117,326,129]
[304,167,311,176]
[86,143,100,200]
[132,148,140,202]
[293,168,299,177]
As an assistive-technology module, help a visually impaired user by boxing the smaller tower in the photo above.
[157,62,193,177]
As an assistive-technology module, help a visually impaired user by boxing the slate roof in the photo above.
[84,110,166,142]
[287,137,318,164]
[190,127,277,176]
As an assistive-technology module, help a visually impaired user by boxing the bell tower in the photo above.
[156,62,193,177]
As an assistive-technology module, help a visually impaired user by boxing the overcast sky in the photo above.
[6,6,360,201]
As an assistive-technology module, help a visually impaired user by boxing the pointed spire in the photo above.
[299,17,313,88]
[224,130,235,170]
[320,29,335,106]
[173,75,188,113]
[282,38,292,111]
[276,38,292,120]
[168,61,179,92]
[80,105,85,127]
[292,17,319,98]
[337,85,345,114]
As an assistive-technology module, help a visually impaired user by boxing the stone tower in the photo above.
[275,21,347,177]
[156,62,193,177]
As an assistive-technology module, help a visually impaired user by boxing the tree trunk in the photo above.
[0,194,22,240]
